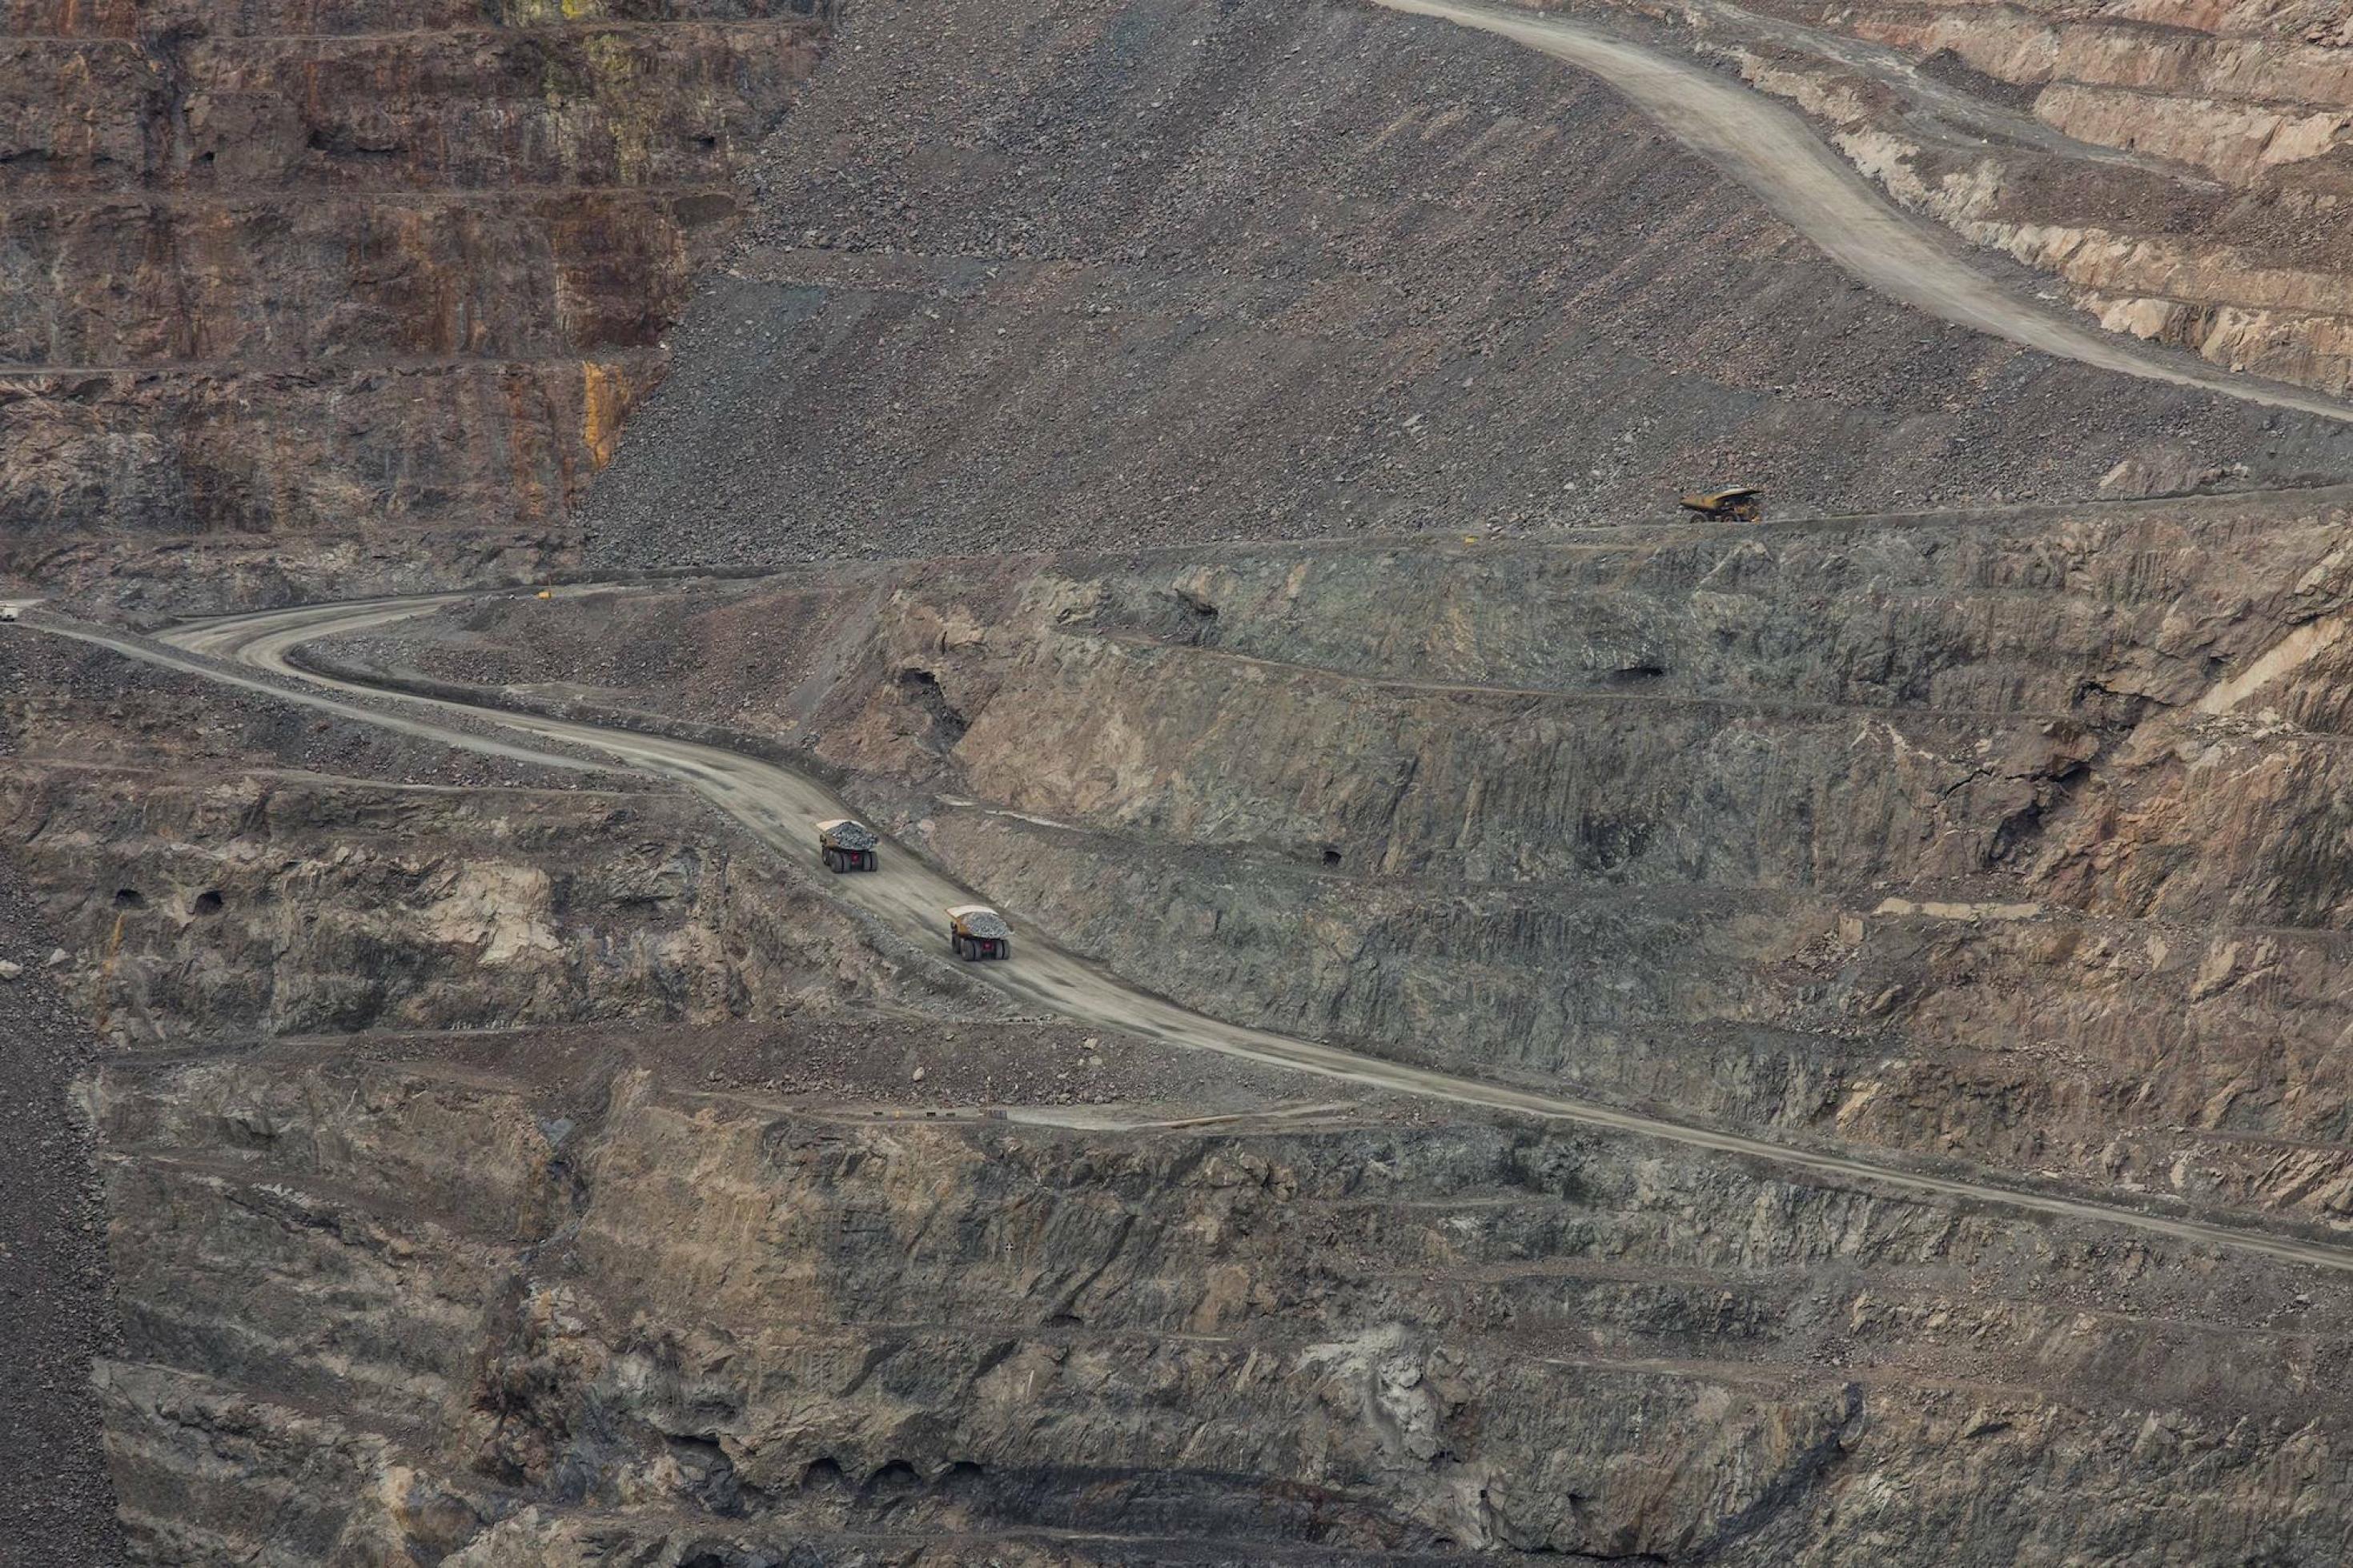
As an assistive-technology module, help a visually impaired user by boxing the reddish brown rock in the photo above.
[0,4,830,603]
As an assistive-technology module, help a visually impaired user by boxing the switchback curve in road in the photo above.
[1371,0,2353,427]
[20,596,2353,1275]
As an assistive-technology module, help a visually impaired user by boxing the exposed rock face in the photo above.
[13,0,2353,1559]
[368,483,2353,1229]
[5,769,836,1039]
[0,858,126,1565]
[73,1045,2353,1566]
[13,0,2347,603]
[0,0,829,604]
[1545,0,2353,399]
[28,484,2353,1560]
[0,634,986,1047]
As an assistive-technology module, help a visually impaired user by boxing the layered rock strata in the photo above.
[1543,0,2353,398]
[360,484,2353,1228]
[0,0,829,603]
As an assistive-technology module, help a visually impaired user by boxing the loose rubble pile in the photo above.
[0,857,124,1565]
[580,0,2353,571]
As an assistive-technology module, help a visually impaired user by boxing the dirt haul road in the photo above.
[14,594,2353,1278]
[1372,0,2353,427]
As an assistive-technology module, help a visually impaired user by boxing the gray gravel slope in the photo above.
[0,849,126,1566]
[579,0,2353,570]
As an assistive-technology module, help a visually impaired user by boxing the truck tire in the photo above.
[822,848,837,872]
[998,940,1011,960]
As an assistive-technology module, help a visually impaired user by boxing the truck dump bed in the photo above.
[817,818,879,852]
[947,904,1012,940]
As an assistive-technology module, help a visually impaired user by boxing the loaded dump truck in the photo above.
[817,818,878,872]
[1678,486,1763,522]
[946,904,1012,961]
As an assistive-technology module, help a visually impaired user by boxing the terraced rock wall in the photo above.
[0,0,829,606]
[360,487,2353,1228]
[32,493,2353,1562]
[1552,0,2353,399]
[80,1049,2353,1565]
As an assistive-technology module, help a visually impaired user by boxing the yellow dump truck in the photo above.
[1678,485,1763,522]
[817,818,879,873]
[946,904,1012,961]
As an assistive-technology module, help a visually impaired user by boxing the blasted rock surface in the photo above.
[385,484,2353,1228]
[0,0,830,604]
[22,495,2353,1562]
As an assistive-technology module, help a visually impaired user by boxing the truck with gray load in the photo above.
[817,818,879,872]
[946,904,1012,961]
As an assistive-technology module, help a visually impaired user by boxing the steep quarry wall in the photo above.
[0,860,126,1564]
[13,0,2345,600]
[360,485,2353,1229]
[72,1044,2353,1566]
[1540,0,2353,399]
[0,0,829,604]
[0,631,1007,1051]
[35,496,2353,1559]
[12,0,2353,1558]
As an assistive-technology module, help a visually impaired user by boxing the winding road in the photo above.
[21,6,2353,1264]
[20,596,2353,1277]
[1373,0,2353,426]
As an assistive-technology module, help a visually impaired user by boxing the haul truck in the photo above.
[946,904,1012,961]
[817,819,879,872]
[1678,485,1764,522]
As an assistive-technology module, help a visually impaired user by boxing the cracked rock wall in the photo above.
[0,0,829,606]
[82,1053,2353,1565]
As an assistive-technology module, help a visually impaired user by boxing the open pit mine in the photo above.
[6,0,2353,1563]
